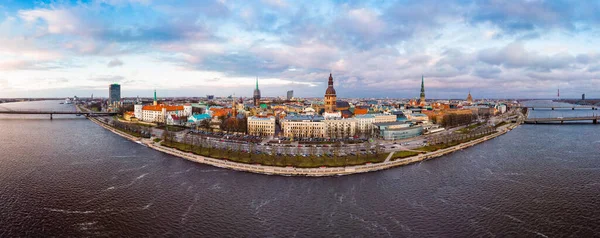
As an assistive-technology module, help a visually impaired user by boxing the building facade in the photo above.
[134,104,192,123]
[374,122,423,140]
[324,73,337,113]
[382,126,423,140]
[287,90,294,100]
[373,114,397,123]
[280,115,325,138]
[247,116,276,136]
[324,118,356,139]
[355,114,376,135]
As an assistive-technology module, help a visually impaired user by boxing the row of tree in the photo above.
[439,113,476,128]
[428,126,495,145]
[111,119,152,138]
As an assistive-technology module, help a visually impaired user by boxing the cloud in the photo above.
[107,58,124,67]
[477,42,576,71]
[88,75,125,82]
[467,0,600,34]
[19,8,84,34]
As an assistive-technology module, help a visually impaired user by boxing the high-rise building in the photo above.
[324,73,337,113]
[419,75,425,106]
[109,84,121,105]
[287,90,294,100]
[582,94,585,100]
[253,77,261,106]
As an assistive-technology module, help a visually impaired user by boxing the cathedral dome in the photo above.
[325,87,336,95]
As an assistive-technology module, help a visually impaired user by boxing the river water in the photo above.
[1,100,599,237]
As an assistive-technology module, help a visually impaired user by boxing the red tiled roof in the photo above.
[142,104,184,111]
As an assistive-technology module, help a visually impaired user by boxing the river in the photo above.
[0,100,599,237]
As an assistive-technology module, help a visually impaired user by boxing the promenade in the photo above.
[87,113,518,176]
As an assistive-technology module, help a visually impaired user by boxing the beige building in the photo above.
[247,116,276,136]
[280,116,325,138]
[324,118,356,138]
[373,114,397,123]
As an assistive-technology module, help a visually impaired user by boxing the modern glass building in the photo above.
[374,121,423,140]
[109,84,121,105]
[381,126,423,140]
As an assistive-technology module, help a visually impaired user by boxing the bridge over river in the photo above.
[517,106,598,110]
[0,110,117,119]
[524,116,600,124]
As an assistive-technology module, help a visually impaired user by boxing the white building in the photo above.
[354,114,376,135]
[134,103,192,123]
[322,111,342,119]
[495,104,507,114]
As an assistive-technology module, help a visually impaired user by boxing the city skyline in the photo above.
[1,0,599,98]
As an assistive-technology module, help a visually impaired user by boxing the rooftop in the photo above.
[248,116,275,121]
[373,121,411,127]
[284,115,324,122]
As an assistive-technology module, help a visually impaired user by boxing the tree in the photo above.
[200,119,211,131]
[183,134,192,151]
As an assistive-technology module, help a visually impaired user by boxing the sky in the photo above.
[0,0,599,99]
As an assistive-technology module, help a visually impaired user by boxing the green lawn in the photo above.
[391,151,421,160]
[494,121,508,128]
[113,127,143,138]
[158,125,187,132]
[415,132,495,152]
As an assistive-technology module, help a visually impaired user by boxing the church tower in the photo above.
[253,77,261,107]
[324,73,337,113]
[153,89,157,106]
[419,75,426,106]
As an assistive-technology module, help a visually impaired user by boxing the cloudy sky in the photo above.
[1,0,599,99]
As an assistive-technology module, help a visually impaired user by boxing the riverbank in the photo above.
[87,115,518,176]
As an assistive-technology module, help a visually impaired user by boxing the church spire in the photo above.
[419,75,426,105]
[153,89,157,106]
[256,77,259,90]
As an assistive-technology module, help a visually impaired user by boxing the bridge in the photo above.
[0,110,117,119]
[516,106,598,110]
[524,116,600,124]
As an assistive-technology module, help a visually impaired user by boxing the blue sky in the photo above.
[0,0,599,99]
